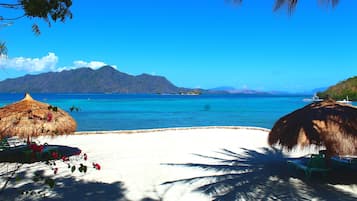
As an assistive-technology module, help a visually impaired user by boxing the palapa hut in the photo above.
[0,93,76,140]
[268,99,357,156]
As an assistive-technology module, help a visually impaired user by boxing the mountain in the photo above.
[210,86,269,95]
[317,76,357,100]
[210,86,236,92]
[0,66,186,94]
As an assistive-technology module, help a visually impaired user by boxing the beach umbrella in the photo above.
[0,93,77,140]
[268,99,357,156]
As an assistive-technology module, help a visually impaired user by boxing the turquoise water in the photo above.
[0,94,354,131]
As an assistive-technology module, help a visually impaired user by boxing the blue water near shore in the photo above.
[0,93,355,131]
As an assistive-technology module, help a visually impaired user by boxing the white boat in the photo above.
[303,93,323,102]
[337,96,353,105]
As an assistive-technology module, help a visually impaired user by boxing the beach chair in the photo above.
[0,137,26,150]
[6,137,26,147]
[331,156,357,170]
[0,138,10,151]
[288,154,330,178]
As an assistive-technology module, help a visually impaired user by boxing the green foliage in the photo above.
[78,163,87,173]
[317,76,357,100]
[32,171,53,188]
[71,165,75,173]
[0,41,7,56]
[0,0,73,52]
[44,178,55,188]
[21,0,72,21]
[0,0,73,29]
[21,172,55,198]
[48,105,58,111]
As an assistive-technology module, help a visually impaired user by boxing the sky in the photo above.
[0,0,357,93]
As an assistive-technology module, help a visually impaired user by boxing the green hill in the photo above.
[0,66,186,94]
[317,76,357,100]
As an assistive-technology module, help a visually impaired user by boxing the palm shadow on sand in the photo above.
[163,148,357,201]
[0,171,128,201]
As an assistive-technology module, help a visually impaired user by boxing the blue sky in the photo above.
[0,0,357,93]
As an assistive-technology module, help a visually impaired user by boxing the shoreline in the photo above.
[75,125,271,135]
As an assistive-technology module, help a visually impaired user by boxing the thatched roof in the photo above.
[0,93,76,139]
[268,99,357,156]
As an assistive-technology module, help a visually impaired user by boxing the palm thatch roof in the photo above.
[0,93,76,139]
[268,99,357,156]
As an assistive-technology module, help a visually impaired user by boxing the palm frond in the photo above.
[162,148,357,200]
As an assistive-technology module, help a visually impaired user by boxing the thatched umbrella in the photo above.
[0,93,76,140]
[268,99,357,156]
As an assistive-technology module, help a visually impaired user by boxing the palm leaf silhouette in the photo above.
[163,148,357,201]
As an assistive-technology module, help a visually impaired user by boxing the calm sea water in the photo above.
[0,93,354,131]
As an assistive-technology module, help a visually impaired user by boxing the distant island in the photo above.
[209,86,270,95]
[0,66,191,94]
[317,76,357,100]
[0,65,309,95]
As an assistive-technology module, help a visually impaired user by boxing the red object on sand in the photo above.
[47,112,53,122]
[93,162,101,170]
[51,152,59,159]
[29,143,44,152]
[62,156,69,162]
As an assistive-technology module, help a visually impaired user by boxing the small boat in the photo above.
[337,96,352,105]
[303,93,323,102]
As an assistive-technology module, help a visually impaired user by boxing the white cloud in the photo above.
[74,60,106,69]
[0,52,58,72]
[57,60,117,72]
[0,52,117,73]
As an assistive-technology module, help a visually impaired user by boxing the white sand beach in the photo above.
[1,127,357,201]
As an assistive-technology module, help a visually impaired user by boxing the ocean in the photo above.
[0,93,354,131]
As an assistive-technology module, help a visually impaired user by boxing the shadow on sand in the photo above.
[163,148,357,201]
[0,171,128,201]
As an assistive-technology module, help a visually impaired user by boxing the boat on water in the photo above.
[337,96,353,105]
[303,93,323,102]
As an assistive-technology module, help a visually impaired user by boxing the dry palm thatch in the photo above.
[268,99,357,156]
[0,93,76,140]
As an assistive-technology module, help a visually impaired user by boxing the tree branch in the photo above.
[0,164,22,195]
[0,3,22,9]
[0,14,26,21]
